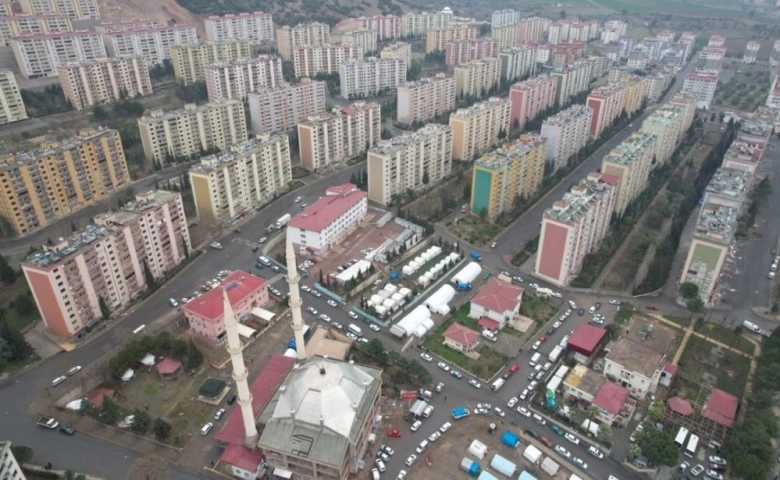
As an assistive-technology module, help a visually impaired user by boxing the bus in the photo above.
[684,434,699,458]
[674,426,689,448]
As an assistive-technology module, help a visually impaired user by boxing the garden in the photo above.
[712,69,772,112]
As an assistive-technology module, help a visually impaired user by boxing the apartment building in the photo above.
[0,0,12,15]
[138,100,247,163]
[551,60,592,106]
[540,104,592,173]
[696,46,726,74]
[600,132,656,216]
[400,8,453,37]
[171,40,252,84]
[19,0,99,19]
[640,104,685,165]
[23,190,190,337]
[292,44,362,78]
[682,73,718,109]
[551,40,587,68]
[247,79,326,135]
[708,34,725,47]
[643,68,676,103]
[0,14,71,46]
[445,38,499,67]
[189,134,292,226]
[587,82,628,139]
[743,40,760,64]
[768,75,780,109]
[380,42,411,68]
[772,40,780,67]
[353,14,400,40]
[426,23,477,53]
[491,23,520,49]
[57,56,152,110]
[275,22,330,60]
[449,97,511,161]
[99,22,197,65]
[491,9,522,28]
[627,47,648,69]
[204,12,273,43]
[339,57,406,99]
[396,73,456,125]
[10,30,106,78]
[669,92,697,135]
[601,21,625,44]
[498,44,538,83]
[470,134,547,222]
[367,123,452,205]
[0,69,28,125]
[508,74,558,130]
[516,17,548,42]
[204,55,283,101]
[454,57,501,98]
[0,440,24,480]
[297,102,380,171]
[535,172,619,286]
[341,29,377,54]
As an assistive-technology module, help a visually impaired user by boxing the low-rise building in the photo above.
[396,73,455,125]
[603,333,667,399]
[0,69,28,125]
[562,365,633,426]
[450,97,511,161]
[203,55,283,101]
[540,104,592,173]
[454,57,501,98]
[247,78,326,135]
[292,44,363,78]
[275,22,330,60]
[339,57,406,99]
[10,30,106,78]
[743,40,760,64]
[204,11,273,43]
[468,277,523,329]
[509,74,558,130]
[566,323,608,364]
[600,132,657,216]
[57,56,152,110]
[445,38,499,67]
[682,73,718,110]
[170,40,252,84]
[380,41,411,67]
[443,322,480,353]
[341,29,377,55]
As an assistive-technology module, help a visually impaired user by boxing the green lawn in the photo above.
[694,321,756,356]
[663,315,690,329]
[519,296,557,324]
[3,276,40,331]
[677,336,750,397]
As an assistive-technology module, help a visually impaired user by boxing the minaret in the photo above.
[222,289,258,446]
[285,232,306,359]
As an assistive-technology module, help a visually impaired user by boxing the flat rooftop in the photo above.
[544,172,618,225]
[190,134,287,174]
[369,124,450,156]
[602,132,656,166]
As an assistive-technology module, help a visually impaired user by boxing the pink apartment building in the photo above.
[353,14,400,40]
[586,83,627,139]
[508,74,557,130]
[445,38,499,67]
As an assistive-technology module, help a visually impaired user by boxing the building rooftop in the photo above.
[369,123,451,155]
[602,132,656,167]
[605,336,665,378]
[453,57,499,71]
[203,55,279,69]
[206,11,271,19]
[443,322,480,346]
[450,97,509,119]
[341,56,404,66]
[592,382,630,414]
[510,74,555,91]
[667,396,694,416]
[643,105,683,127]
[288,184,367,233]
[182,271,267,321]
[189,134,288,175]
[544,172,618,225]
[11,29,98,40]
[588,81,626,98]
[703,388,738,427]
[471,277,523,313]
[0,127,117,170]
[299,101,378,126]
[542,104,592,126]
[567,324,608,355]
[685,73,718,82]
[475,135,545,170]
[398,72,452,90]
[563,364,605,396]
[139,99,242,123]
[693,167,751,245]
[382,42,410,51]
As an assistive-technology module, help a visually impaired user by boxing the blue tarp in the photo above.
[518,471,538,480]
[477,471,499,480]
[501,431,521,448]
[490,453,517,477]
[452,406,469,419]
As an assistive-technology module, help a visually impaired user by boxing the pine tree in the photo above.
[98,296,110,320]
[0,319,33,361]
[142,260,155,290]
[0,254,15,284]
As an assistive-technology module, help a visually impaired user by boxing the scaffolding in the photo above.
[660,373,729,446]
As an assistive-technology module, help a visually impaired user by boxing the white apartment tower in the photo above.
[743,40,760,64]
[341,29,378,54]
[247,79,327,135]
[400,8,453,37]
[204,12,274,43]
[339,57,406,99]
[10,30,106,77]
[380,42,412,67]
[541,104,592,173]
[99,22,197,65]
[0,14,72,47]
[353,15,400,40]
[19,0,99,19]
[491,9,523,28]
[682,73,718,109]
[396,73,456,125]
[0,69,28,125]
[292,44,363,78]
[204,55,283,101]
[57,56,152,110]
[275,22,330,60]
[171,41,252,85]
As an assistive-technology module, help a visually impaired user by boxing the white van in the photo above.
[491,378,505,391]
[529,352,541,367]
[423,405,435,418]
[258,256,271,266]
[348,323,363,337]
[743,320,761,334]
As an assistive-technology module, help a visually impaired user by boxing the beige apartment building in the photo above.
[586,82,627,139]
[491,22,521,49]
[445,38,499,67]
[10,30,106,78]
[396,73,456,125]
[203,55,283,101]
[454,57,501,98]
[292,44,363,78]
[426,23,477,53]
[669,92,698,136]
[247,78,326,135]
[138,100,247,163]
[339,57,406,99]
[22,190,190,337]
[99,21,197,65]
[0,1,12,15]
[276,22,330,60]
[380,42,411,67]
[0,14,71,46]
[57,56,152,110]
[189,134,292,226]
[353,14,400,40]
[508,74,558,131]
[204,12,274,43]
[600,132,656,216]
[622,74,646,116]
[450,97,511,161]
[19,0,99,19]
[341,29,377,54]
[171,41,252,85]
[551,60,592,106]
[297,102,380,171]
[367,123,452,205]
[498,44,538,83]
[0,127,130,235]
[400,8,453,37]
[0,69,28,125]
[540,104,592,173]
[640,105,685,166]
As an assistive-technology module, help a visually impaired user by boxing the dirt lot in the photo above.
[404,170,472,224]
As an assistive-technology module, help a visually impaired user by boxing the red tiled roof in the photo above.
[599,173,620,185]
[215,355,295,446]
[567,324,607,355]
[287,184,367,233]
[667,396,694,416]
[183,271,267,322]
[471,278,523,314]
[663,363,678,375]
[220,444,263,473]
[703,389,738,427]
[155,357,182,375]
[592,382,629,415]
[88,388,115,408]
[478,317,500,331]
[443,322,480,347]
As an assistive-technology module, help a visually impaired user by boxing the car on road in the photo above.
[469,379,481,389]
[387,429,401,437]
[551,291,562,298]
[513,276,524,283]
[588,446,604,459]
[306,306,318,316]
[331,323,344,331]
[380,445,394,456]
[369,324,380,332]
[507,397,518,408]
[690,464,705,476]
[573,457,588,470]
[420,353,433,362]
[646,304,658,310]
[59,425,76,435]
[346,332,358,340]
[530,282,539,289]
[708,456,726,466]
[594,302,601,310]
[440,422,452,433]
[319,314,331,322]
[259,237,267,244]
[66,366,82,376]
[678,462,690,473]
[310,290,322,297]
[374,279,383,286]
[554,445,571,458]
[357,337,369,344]
[501,270,511,277]
[565,432,580,445]
[540,437,553,448]
[437,362,450,371]
[547,326,556,335]
[704,470,723,480]
[396,471,406,480]
[524,428,539,439]
[410,420,422,432]
[405,454,417,467]
[550,425,564,436]
[428,431,441,442]
[301,285,311,292]
[251,244,259,253]
[451,370,463,379]
[326,299,337,307]
[52,375,67,386]
[295,196,302,203]
[348,311,359,319]
[415,440,429,453]
[519,388,529,400]
[169,298,179,307]
[517,407,530,417]
[553,320,562,328]
[531,340,542,350]
[214,408,226,421]
[435,382,445,393]
[375,459,386,473]
[493,407,505,417]
[210,242,223,249]
[490,242,497,248]
[377,451,389,462]
[201,423,214,435]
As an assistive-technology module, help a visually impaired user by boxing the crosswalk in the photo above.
[268,274,285,284]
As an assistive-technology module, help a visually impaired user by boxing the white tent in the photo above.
[383,298,396,309]
[413,325,428,337]
[374,305,388,316]
[335,260,371,283]
[140,353,155,366]
[402,265,416,276]
[541,457,559,476]
[121,369,134,382]
[370,294,384,305]
[390,305,431,337]
[451,262,482,286]
[546,376,562,392]
[424,284,456,315]
[283,348,297,358]
[391,292,405,302]
[429,245,442,256]
[417,275,429,287]
[66,398,85,411]
[383,284,398,294]
[399,287,412,297]
[468,439,487,459]
[421,318,435,332]
[523,445,542,464]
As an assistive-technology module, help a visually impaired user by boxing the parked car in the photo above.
[326,299,337,307]
[573,457,588,470]
[410,420,422,432]
[59,425,76,435]
[690,464,705,477]
[550,424,564,436]
[405,454,417,467]
[369,324,381,332]
[450,370,463,379]
[554,445,571,458]
[387,429,401,437]
[524,428,539,439]
[588,446,604,459]
[646,304,658,311]
[469,379,481,389]
[507,397,518,408]
[708,456,727,466]
[437,362,450,371]
[540,436,553,448]
[517,407,531,417]
[66,366,82,376]
[420,353,433,362]
[214,408,226,421]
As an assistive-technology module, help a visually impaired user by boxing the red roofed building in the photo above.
[443,322,480,353]
[592,381,630,424]
[469,277,523,329]
[155,357,182,378]
[183,271,269,342]
[567,323,608,363]
[287,184,368,255]
[703,389,738,428]
[667,396,694,416]
[88,388,115,408]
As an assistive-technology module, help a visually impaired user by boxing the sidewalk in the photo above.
[23,463,104,480]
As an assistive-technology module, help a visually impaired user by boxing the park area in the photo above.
[676,335,751,398]
[713,67,772,112]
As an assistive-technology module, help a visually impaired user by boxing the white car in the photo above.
[704,471,723,480]
[573,457,588,470]
[437,362,450,371]
[326,299,337,307]
[346,332,358,340]
[435,382,445,393]
[554,445,571,458]
[588,446,604,459]
[369,324,380,332]
[428,431,441,442]
[543,362,552,371]
[348,311,359,319]
[690,464,705,477]
[306,306,318,316]
[375,459,386,473]
[377,451,390,462]
[210,242,222,249]
[493,407,505,417]
[519,388,529,400]
[609,299,621,305]
[214,408,226,421]
[532,340,542,350]
[551,291,562,298]
[420,353,433,362]
[295,196,302,203]
[708,456,727,466]
[66,366,82,376]
[358,337,369,344]
[380,445,394,456]
[516,407,531,417]
[201,422,214,435]
[439,422,452,433]
[410,420,422,432]
[415,440,429,453]
[258,237,267,244]
[530,283,539,289]
[469,379,481,389]
[507,397,518,408]
[405,454,417,467]
[564,433,580,445]
[169,298,178,307]
[301,285,311,292]
[319,314,331,322]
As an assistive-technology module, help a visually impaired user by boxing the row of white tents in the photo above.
[417,252,461,287]
[389,283,457,337]
[366,284,413,317]
[401,245,443,276]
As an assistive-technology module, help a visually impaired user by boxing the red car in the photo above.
[387,429,401,437]
[645,305,658,311]
[502,363,520,379]
[538,335,547,344]
[540,436,554,448]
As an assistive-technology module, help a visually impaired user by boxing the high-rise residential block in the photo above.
[171,41,252,85]
[247,79,326,135]
[0,69,28,125]
[454,57,501,98]
[189,134,292,226]
[450,97,511,161]
[0,440,24,480]
[275,22,330,60]
[696,46,726,74]
[743,40,760,64]
[682,73,718,109]
[642,68,675,103]
[491,23,521,49]
[204,12,273,43]
[600,132,656,215]
[98,21,197,65]
[669,92,697,133]
[516,17,548,42]
[0,14,72,46]
[586,82,627,139]
[380,42,411,68]
[446,38,499,67]
[491,9,523,28]
[498,44,538,83]
[552,40,587,68]
[353,15,400,40]
[19,0,99,19]
[396,73,456,125]
[367,123,452,205]
[771,40,780,67]
[470,134,547,222]
[640,104,685,165]
[297,102,380,171]
[708,35,725,47]
[292,44,363,78]
[341,29,377,54]
[0,1,13,15]
[10,30,106,78]
[0,127,130,235]
[339,57,406,99]
[508,74,558,130]
[535,172,619,286]
[400,8,453,37]
[138,100,247,163]
[768,75,780,109]
[540,104,592,173]
[426,23,476,53]
[57,56,152,110]
[204,55,283,101]
[550,60,592,106]
[22,190,190,337]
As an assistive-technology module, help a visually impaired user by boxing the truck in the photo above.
[37,416,59,429]
[548,345,563,363]
[452,406,470,419]
[455,281,472,291]
[274,213,291,229]
[460,457,480,477]
[470,250,482,262]
[491,378,505,391]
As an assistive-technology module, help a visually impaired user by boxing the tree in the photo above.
[153,418,172,441]
[131,409,152,435]
[13,293,34,316]
[639,428,678,467]
[679,281,699,300]
[0,254,15,284]
[686,297,705,319]
[597,423,612,442]
[185,340,203,370]
[647,399,665,421]
[586,405,600,419]
[422,169,429,185]
[0,319,33,361]
[11,445,33,463]
[627,442,641,459]
[98,296,110,320]
[98,396,122,425]
[142,260,155,290]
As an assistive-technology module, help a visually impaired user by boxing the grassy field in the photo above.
[677,336,750,397]
[1,276,40,331]
[694,321,756,356]
[713,69,772,112]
